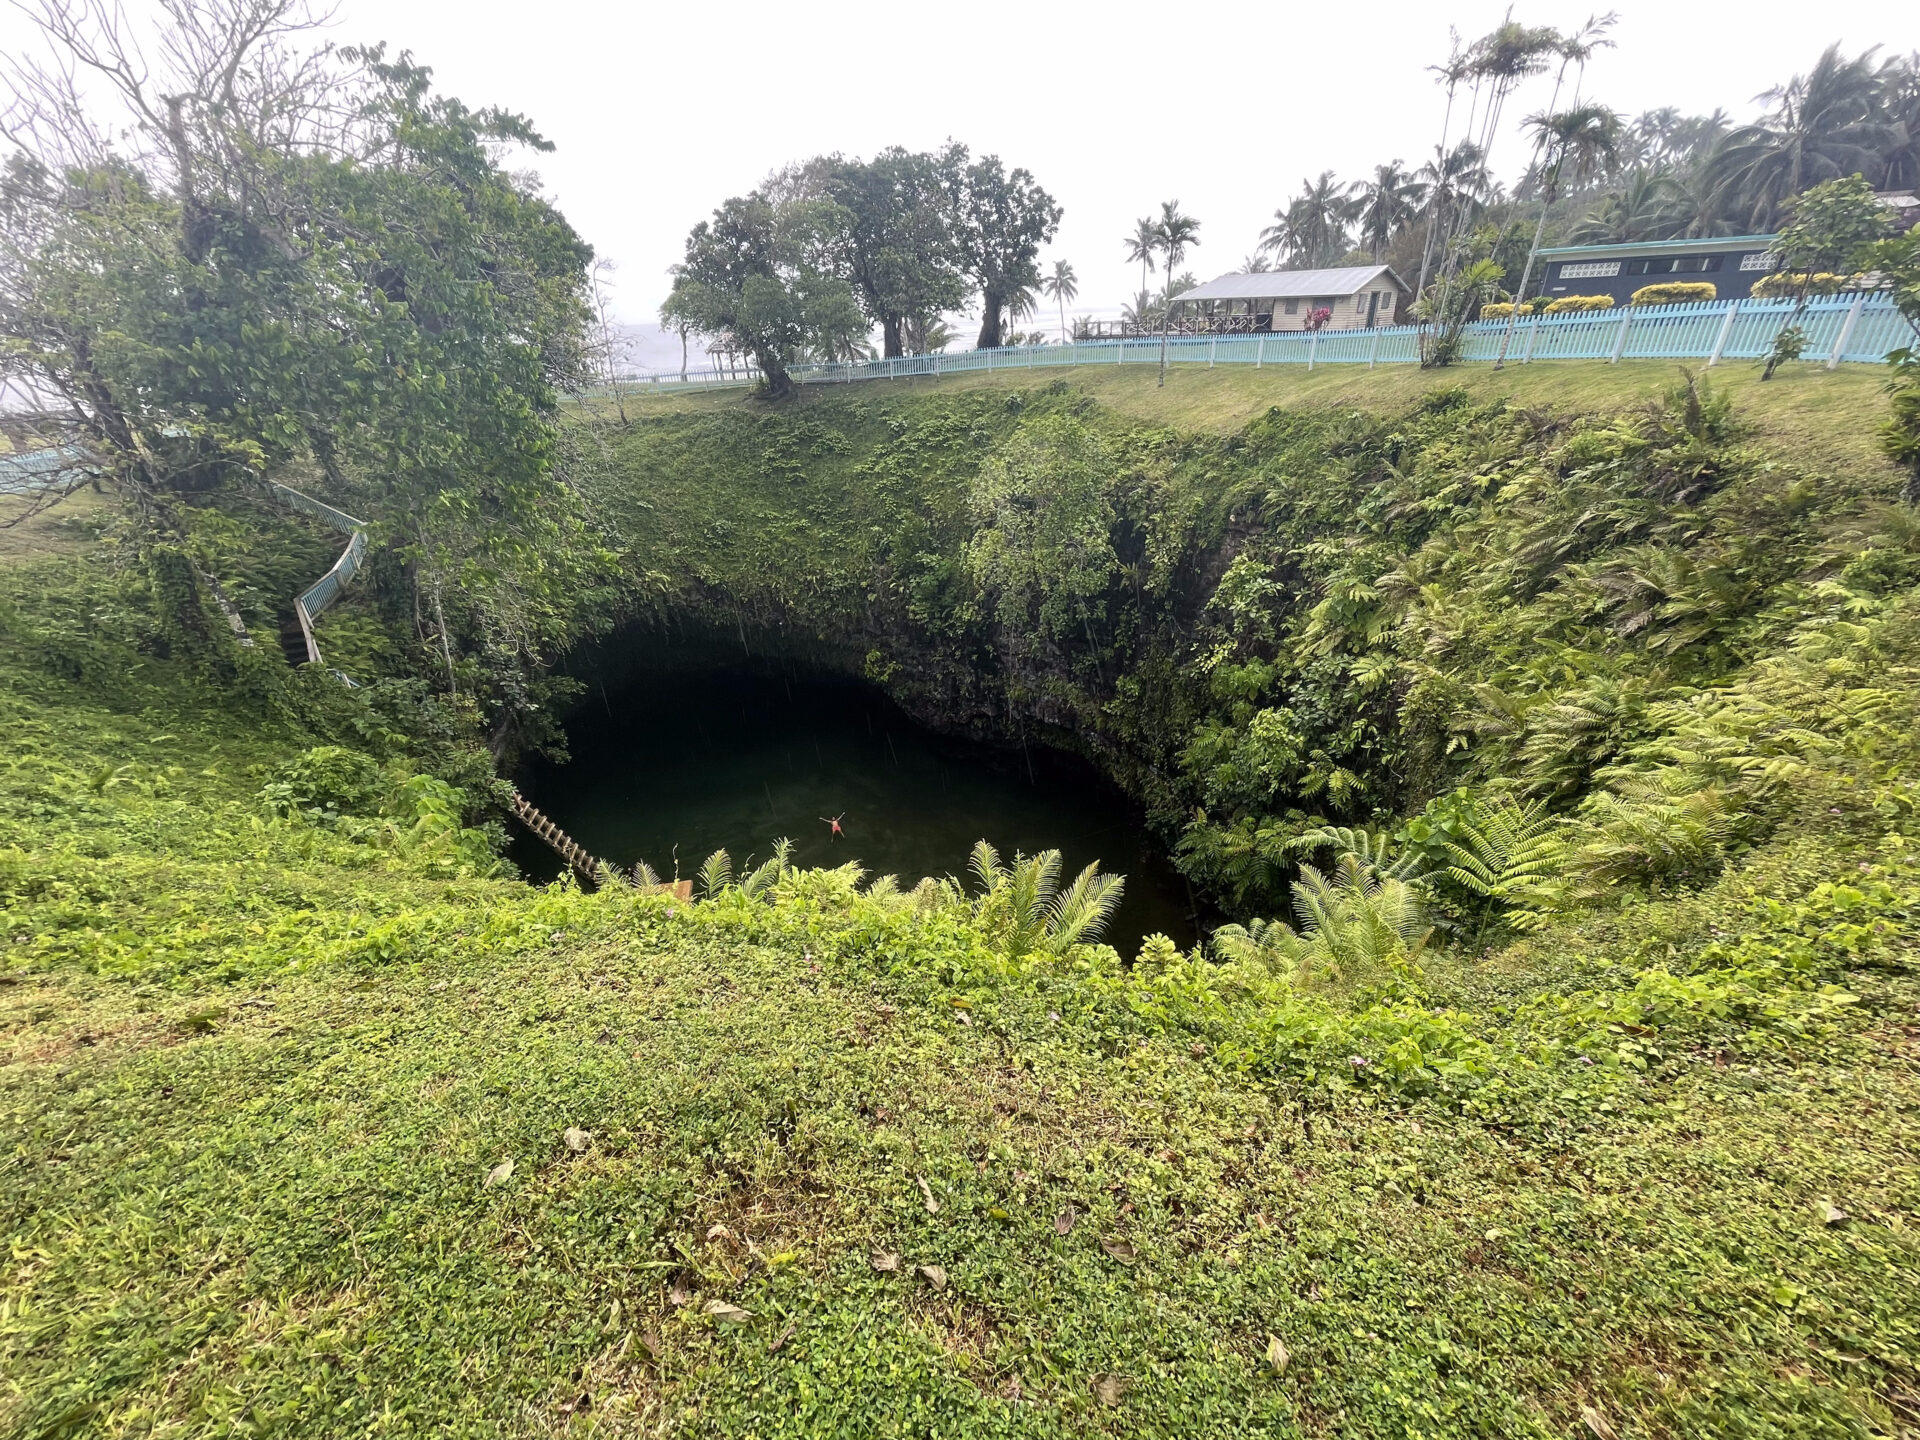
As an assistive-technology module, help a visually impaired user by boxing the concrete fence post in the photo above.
[1308,331,1318,371]
[1368,330,1380,370]
[1706,299,1740,367]
[1256,336,1265,369]
[1827,293,1866,369]
[1524,315,1540,363]
[1609,307,1633,364]
[1209,336,1216,368]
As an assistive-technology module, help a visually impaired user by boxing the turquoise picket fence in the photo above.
[618,293,1915,395]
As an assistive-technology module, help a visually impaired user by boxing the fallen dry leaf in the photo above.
[702,1298,753,1326]
[707,1223,731,1241]
[1054,1206,1077,1236]
[1091,1373,1130,1406]
[1266,1334,1290,1374]
[668,1284,693,1307]
[869,1249,901,1272]
[916,1175,940,1214]
[769,1319,796,1354]
[1100,1237,1137,1263]
[1580,1405,1618,1440]
[483,1159,514,1190]
[563,1127,590,1153]
[558,1391,592,1415]
[918,1263,948,1290]
[1822,1201,1849,1226]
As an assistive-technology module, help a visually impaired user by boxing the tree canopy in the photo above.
[0,0,607,750]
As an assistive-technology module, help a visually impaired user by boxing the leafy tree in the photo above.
[663,191,865,398]
[938,144,1061,350]
[823,148,964,357]
[1858,222,1920,498]
[1761,174,1890,379]
[1041,258,1078,344]
[0,0,604,747]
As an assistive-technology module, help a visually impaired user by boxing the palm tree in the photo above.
[1041,260,1078,346]
[1712,45,1895,229]
[1571,167,1683,244]
[1123,217,1158,304]
[1261,172,1354,268]
[1152,200,1200,388]
[1873,51,1919,190]
[1241,253,1273,273]
[1525,104,1623,204]
[1350,162,1427,261]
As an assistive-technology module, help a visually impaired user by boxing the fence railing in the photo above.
[608,294,1915,396]
[266,480,368,666]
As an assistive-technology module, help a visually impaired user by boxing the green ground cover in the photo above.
[4,361,1919,1437]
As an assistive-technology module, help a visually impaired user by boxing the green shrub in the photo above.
[1630,281,1717,306]
[1542,293,1616,313]
[260,745,386,820]
[1750,270,1871,299]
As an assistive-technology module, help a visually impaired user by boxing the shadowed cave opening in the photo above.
[511,665,1200,954]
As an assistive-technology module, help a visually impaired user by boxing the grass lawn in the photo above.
[595,359,1899,479]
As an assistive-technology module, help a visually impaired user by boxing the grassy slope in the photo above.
[4,365,1920,1438]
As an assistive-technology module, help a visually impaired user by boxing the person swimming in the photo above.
[821,813,845,839]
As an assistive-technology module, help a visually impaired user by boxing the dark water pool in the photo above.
[511,670,1197,954]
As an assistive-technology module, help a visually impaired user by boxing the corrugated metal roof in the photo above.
[1536,234,1777,258]
[1175,265,1406,304]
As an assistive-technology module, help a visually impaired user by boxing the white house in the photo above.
[1171,265,1411,333]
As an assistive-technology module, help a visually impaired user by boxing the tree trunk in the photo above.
[882,315,904,358]
[976,293,1004,351]
[756,347,794,399]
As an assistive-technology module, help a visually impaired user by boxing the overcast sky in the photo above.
[4,0,1917,366]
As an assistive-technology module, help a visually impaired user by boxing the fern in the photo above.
[696,848,733,899]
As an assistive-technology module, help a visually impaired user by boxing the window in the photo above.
[1558,260,1621,279]
[1625,257,1677,276]
[1739,251,1777,271]
[1283,298,1299,314]
[1670,254,1724,273]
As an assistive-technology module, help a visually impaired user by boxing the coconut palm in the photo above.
[1123,217,1158,304]
[1350,162,1427,261]
[1041,259,1078,345]
[1524,104,1623,204]
[1571,167,1684,244]
[1260,172,1353,268]
[1152,200,1200,388]
[1712,44,1896,229]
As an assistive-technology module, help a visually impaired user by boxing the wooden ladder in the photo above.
[508,790,691,899]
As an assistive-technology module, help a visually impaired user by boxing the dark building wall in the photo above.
[1541,246,1777,305]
